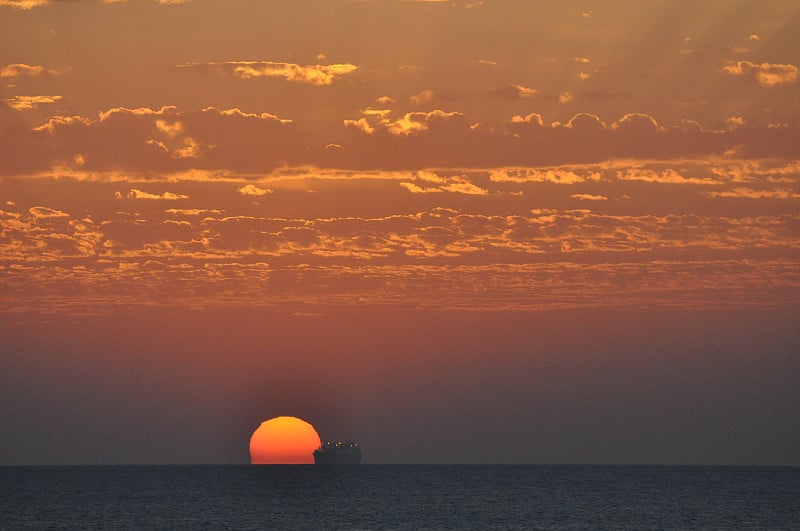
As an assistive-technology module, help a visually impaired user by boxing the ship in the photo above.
[313,441,362,465]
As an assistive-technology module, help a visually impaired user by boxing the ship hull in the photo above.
[313,453,361,465]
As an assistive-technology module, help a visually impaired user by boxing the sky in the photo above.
[1,0,798,465]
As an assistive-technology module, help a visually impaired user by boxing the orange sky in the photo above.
[1,0,798,465]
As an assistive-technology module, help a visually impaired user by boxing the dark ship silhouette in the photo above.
[313,441,362,465]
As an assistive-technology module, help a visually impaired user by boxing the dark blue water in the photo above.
[1,465,798,529]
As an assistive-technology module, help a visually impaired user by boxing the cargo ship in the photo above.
[313,441,362,465]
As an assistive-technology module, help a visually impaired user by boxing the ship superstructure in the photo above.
[313,441,362,465]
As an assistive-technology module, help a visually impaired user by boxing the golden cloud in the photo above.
[706,187,800,199]
[723,61,798,87]
[4,95,62,111]
[0,63,59,77]
[115,189,189,200]
[0,0,189,7]
[178,61,358,85]
[237,184,272,196]
[28,206,69,218]
[571,193,608,201]
[490,84,538,100]
[0,0,48,8]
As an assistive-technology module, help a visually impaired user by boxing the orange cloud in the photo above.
[571,194,608,201]
[343,117,376,134]
[237,184,272,196]
[29,206,69,218]
[558,91,574,103]
[706,187,800,199]
[178,61,358,85]
[4,95,62,111]
[0,0,188,7]
[382,110,466,136]
[4,107,800,176]
[490,84,538,99]
[0,64,59,77]
[723,61,798,86]
[116,189,189,200]
[0,0,48,8]
[400,171,488,195]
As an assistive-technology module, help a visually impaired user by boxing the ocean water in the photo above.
[1,465,799,529]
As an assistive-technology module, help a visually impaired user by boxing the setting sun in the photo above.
[249,417,321,465]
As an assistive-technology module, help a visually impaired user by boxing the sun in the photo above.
[249,416,322,464]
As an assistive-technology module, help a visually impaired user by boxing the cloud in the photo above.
[723,61,798,87]
[343,117,376,135]
[346,109,467,136]
[510,112,544,126]
[570,194,608,201]
[28,206,69,218]
[0,0,47,7]
[0,64,59,78]
[237,184,272,196]
[4,106,800,176]
[706,187,800,199]
[4,95,62,111]
[617,168,723,185]
[115,189,189,200]
[163,209,223,216]
[558,91,574,103]
[5,105,297,175]
[178,61,358,85]
[1,0,189,7]
[489,84,538,100]
[400,171,488,195]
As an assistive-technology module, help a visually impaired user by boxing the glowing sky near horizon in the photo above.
[0,0,798,465]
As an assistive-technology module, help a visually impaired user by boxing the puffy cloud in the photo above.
[29,206,69,218]
[343,117,376,134]
[570,194,608,201]
[4,105,297,175]
[489,84,538,99]
[0,0,47,7]
[4,106,800,176]
[163,208,223,216]
[1,0,188,7]
[4,95,62,111]
[726,116,745,129]
[178,61,358,85]
[410,89,436,105]
[617,168,723,185]
[400,171,488,195]
[706,187,800,199]
[237,184,272,196]
[115,189,189,200]
[510,112,544,126]
[723,61,798,87]
[0,64,59,77]
[390,110,461,135]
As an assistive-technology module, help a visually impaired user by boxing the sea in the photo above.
[1,465,799,529]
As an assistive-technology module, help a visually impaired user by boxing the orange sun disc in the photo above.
[249,416,322,464]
